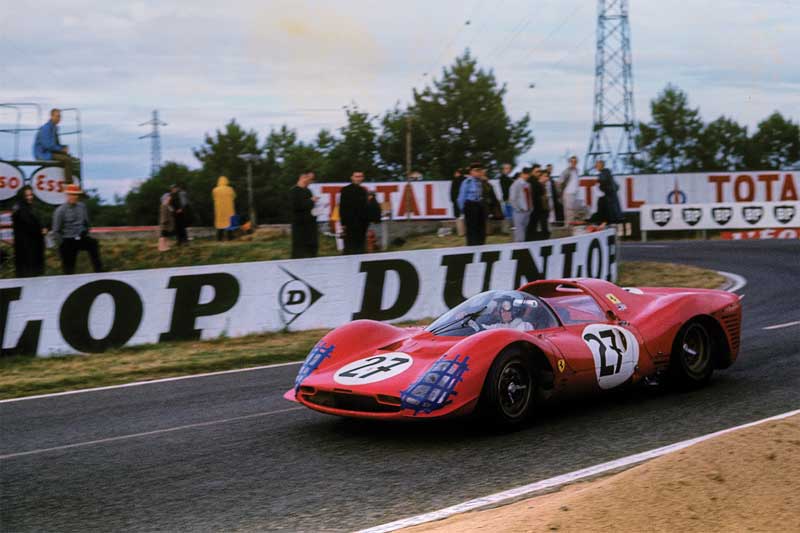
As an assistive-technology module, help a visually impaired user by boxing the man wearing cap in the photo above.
[34,108,79,184]
[52,184,104,274]
[457,163,487,245]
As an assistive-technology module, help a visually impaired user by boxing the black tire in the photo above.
[669,320,714,388]
[480,348,536,427]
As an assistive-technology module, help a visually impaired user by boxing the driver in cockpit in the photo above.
[483,297,535,332]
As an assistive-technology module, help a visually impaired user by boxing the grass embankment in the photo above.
[0,228,513,278]
[0,261,724,400]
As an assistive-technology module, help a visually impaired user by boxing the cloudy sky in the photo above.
[1,0,797,201]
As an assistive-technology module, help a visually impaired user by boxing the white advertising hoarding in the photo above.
[640,201,800,231]
[310,170,799,220]
[0,230,616,356]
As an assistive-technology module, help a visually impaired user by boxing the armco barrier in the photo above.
[0,229,616,357]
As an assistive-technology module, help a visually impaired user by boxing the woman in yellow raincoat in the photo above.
[212,176,236,241]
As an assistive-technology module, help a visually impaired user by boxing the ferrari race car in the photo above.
[285,278,742,426]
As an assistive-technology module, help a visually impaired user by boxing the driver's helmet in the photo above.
[495,296,523,323]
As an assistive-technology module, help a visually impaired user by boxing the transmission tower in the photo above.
[139,110,167,177]
[584,0,637,174]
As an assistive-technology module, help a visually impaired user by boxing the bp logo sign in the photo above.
[711,207,733,226]
[681,208,702,226]
[651,208,672,227]
[279,267,323,326]
[742,205,764,225]
[774,205,796,225]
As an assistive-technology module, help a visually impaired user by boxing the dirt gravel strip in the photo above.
[357,409,800,533]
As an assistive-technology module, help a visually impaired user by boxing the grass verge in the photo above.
[0,261,725,400]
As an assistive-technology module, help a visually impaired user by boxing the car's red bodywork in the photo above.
[284,278,742,420]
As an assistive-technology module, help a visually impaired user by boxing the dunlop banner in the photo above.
[0,230,616,356]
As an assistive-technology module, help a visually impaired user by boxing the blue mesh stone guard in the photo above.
[400,354,470,414]
[294,341,335,391]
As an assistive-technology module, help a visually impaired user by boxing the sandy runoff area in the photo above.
[403,414,800,533]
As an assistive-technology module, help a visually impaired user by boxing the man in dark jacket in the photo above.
[526,164,551,241]
[170,183,191,245]
[498,163,514,220]
[449,168,464,218]
[339,171,369,254]
[11,186,46,277]
[595,160,624,223]
[289,171,318,258]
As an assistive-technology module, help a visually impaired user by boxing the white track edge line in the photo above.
[716,270,747,293]
[3,270,747,404]
[763,320,800,330]
[0,360,303,404]
[357,407,800,533]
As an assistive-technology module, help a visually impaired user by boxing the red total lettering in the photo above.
[374,185,398,208]
[780,173,798,201]
[579,178,597,206]
[36,174,46,190]
[0,176,5,188]
[708,175,730,202]
[397,183,420,217]
[624,177,644,208]
[734,175,754,201]
[757,174,779,201]
[321,185,342,217]
[424,184,446,216]
[9,176,19,188]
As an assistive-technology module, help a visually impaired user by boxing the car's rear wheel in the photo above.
[669,320,714,388]
[480,348,535,427]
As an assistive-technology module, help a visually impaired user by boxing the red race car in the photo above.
[285,278,742,426]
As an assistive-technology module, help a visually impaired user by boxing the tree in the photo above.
[193,119,261,215]
[377,50,533,179]
[325,106,382,180]
[696,116,749,171]
[635,85,704,173]
[124,162,205,225]
[748,112,800,169]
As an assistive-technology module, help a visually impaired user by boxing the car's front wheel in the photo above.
[669,320,714,388]
[480,348,535,427]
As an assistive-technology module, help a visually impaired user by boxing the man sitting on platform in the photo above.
[33,108,79,184]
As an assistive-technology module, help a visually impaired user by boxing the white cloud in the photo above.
[0,0,797,195]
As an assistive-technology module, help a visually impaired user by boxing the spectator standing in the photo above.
[526,165,551,241]
[289,171,319,259]
[498,163,515,220]
[559,155,587,226]
[457,163,487,246]
[545,163,563,225]
[508,168,532,242]
[595,160,624,223]
[33,109,78,184]
[158,192,175,252]
[449,168,464,218]
[339,171,369,254]
[212,176,236,241]
[52,184,103,274]
[11,186,46,277]
[170,183,190,245]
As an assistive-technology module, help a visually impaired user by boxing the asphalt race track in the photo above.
[1,240,798,532]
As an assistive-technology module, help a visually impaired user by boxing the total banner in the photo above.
[310,170,798,220]
[0,230,616,357]
[640,201,800,231]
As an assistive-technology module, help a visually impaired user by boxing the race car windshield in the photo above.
[426,290,558,337]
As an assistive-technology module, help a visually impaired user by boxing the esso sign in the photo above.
[31,166,68,205]
[0,162,25,201]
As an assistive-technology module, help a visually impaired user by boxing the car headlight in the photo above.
[400,354,471,414]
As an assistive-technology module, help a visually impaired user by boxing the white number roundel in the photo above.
[581,324,639,390]
[334,352,414,385]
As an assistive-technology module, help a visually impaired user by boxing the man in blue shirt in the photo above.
[33,108,78,184]
[457,162,487,245]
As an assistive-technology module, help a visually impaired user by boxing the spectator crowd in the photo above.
[7,106,623,276]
